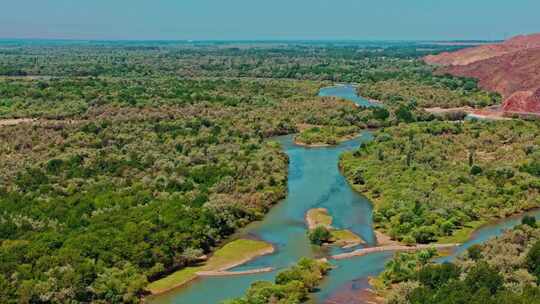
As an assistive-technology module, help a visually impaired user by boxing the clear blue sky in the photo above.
[2,0,539,40]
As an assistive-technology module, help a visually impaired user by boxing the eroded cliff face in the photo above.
[502,88,540,115]
[424,33,540,116]
[424,33,540,66]
[439,48,540,98]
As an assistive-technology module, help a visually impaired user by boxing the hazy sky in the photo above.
[2,0,539,40]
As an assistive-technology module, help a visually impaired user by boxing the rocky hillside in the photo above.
[424,33,540,116]
[440,47,540,98]
[424,33,540,66]
[503,88,540,115]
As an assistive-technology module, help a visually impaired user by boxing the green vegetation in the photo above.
[305,208,333,229]
[341,120,540,243]
[378,225,540,304]
[308,227,333,246]
[305,208,364,246]
[523,215,538,228]
[147,239,273,294]
[224,258,331,304]
[0,40,509,302]
[374,248,438,286]
[0,41,471,82]
[358,77,500,108]
[0,77,320,119]
[0,74,370,303]
[330,229,365,247]
[295,125,360,146]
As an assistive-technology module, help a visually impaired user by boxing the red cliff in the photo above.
[424,33,540,66]
[424,33,540,116]
[502,88,540,115]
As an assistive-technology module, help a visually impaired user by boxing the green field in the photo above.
[147,239,274,294]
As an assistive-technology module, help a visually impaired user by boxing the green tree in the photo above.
[527,240,540,282]
[91,264,148,304]
[467,244,483,261]
[417,263,460,289]
[308,226,332,246]
[522,215,538,228]
[464,262,503,295]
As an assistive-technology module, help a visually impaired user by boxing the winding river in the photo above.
[149,85,540,304]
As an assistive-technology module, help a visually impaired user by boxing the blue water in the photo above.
[318,85,380,108]
[149,132,375,304]
[148,85,539,304]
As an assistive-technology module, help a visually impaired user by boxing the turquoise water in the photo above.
[318,85,379,108]
[149,132,376,304]
[148,85,539,304]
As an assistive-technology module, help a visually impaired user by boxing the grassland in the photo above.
[146,239,274,294]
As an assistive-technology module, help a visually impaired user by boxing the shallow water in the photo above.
[149,132,376,304]
[319,85,377,108]
[148,85,539,304]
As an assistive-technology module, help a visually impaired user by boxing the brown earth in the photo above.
[424,33,540,116]
[324,279,383,304]
[424,33,540,66]
[439,47,540,98]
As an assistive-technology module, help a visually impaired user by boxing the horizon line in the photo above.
[0,37,502,43]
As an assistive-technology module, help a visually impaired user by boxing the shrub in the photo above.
[522,215,538,228]
[470,164,483,175]
[417,263,461,289]
[308,226,332,245]
[527,240,540,282]
[464,262,503,295]
[467,244,483,261]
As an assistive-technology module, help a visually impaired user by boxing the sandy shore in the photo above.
[197,267,274,277]
[147,241,275,296]
[374,231,399,246]
[305,208,332,230]
[330,243,460,260]
[293,132,363,148]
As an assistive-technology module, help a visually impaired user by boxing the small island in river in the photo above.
[305,208,366,248]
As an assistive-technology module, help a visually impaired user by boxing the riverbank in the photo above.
[324,278,384,304]
[146,239,274,296]
[424,105,513,121]
[339,120,540,246]
[294,125,361,147]
[196,267,274,277]
[330,243,460,260]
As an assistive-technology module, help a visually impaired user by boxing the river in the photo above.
[149,85,540,304]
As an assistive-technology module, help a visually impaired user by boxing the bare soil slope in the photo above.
[424,33,540,66]
[424,33,540,116]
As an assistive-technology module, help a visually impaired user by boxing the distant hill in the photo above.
[424,33,540,66]
[424,33,540,116]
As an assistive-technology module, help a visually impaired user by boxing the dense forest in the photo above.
[0,41,514,303]
[375,220,540,304]
[0,76,371,302]
[341,120,540,244]
[0,41,496,110]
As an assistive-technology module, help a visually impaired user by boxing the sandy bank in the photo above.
[146,239,275,296]
[305,208,365,248]
[330,243,460,260]
[197,267,274,277]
